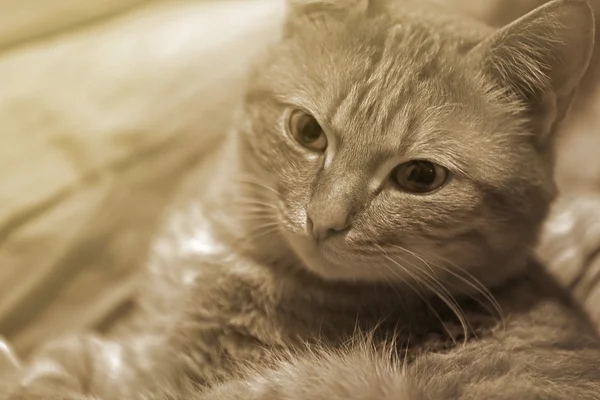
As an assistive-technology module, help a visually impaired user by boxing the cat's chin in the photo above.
[281,230,394,283]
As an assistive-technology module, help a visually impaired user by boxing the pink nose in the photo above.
[306,206,350,241]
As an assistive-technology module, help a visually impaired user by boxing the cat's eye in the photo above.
[287,110,327,152]
[393,160,449,194]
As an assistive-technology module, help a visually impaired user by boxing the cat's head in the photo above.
[238,0,595,286]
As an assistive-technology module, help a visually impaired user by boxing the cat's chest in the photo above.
[169,259,498,385]
[168,266,390,380]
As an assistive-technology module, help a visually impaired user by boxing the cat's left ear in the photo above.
[469,0,595,145]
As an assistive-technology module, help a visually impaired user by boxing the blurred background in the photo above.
[0,0,599,356]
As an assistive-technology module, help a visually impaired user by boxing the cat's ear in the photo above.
[469,0,595,145]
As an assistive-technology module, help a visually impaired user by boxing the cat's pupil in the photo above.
[394,160,447,194]
[287,110,327,152]
[300,117,323,143]
[407,162,436,186]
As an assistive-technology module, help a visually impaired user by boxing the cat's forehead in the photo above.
[265,12,522,179]
[290,20,482,151]
[290,19,471,107]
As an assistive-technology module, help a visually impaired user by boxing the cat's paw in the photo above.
[188,344,427,400]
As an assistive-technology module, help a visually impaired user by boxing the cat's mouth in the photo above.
[280,227,400,282]
[280,228,352,279]
[276,207,410,282]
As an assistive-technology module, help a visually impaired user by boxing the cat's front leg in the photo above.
[407,294,600,400]
[409,343,600,400]
[154,346,426,400]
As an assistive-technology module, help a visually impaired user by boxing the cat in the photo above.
[3,0,600,399]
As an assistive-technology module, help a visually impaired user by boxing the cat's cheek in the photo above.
[275,157,320,202]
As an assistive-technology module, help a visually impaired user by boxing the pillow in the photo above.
[0,0,284,354]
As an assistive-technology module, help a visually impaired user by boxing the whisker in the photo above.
[235,210,277,219]
[422,251,503,317]
[426,254,505,329]
[231,223,281,247]
[411,266,471,344]
[236,175,280,196]
[375,244,459,344]
[389,244,438,278]
[230,199,278,210]
[398,251,467,312]
[386,244,504,335]
[383,244,471,344]
[379,271,411,333]
[400,330,413,370]
[242,222,281,233]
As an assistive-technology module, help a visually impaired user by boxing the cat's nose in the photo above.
[306,207,350,241]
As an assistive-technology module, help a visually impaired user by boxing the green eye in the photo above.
[287,110,327,152]
[393,160,449,194]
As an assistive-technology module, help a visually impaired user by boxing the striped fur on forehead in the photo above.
[327,25,446,134]
[263,8,542,185]
[264,2,554,175]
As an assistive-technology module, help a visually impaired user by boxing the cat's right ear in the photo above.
[468,0,595,146]
[284,0,369,35]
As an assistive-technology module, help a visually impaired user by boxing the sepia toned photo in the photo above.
[1,0,600,398]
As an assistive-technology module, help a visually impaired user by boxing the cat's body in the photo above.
[3,0,600,399]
